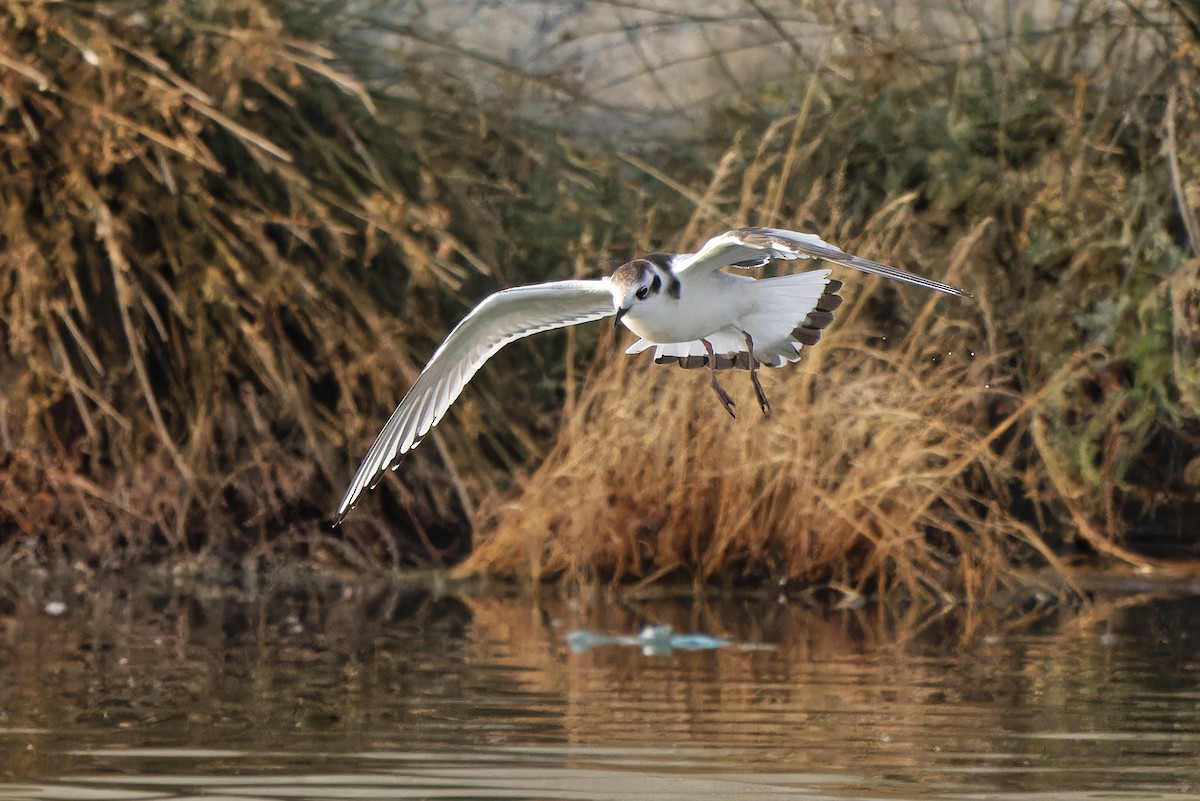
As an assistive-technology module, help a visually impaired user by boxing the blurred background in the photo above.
[1,0,1198,601]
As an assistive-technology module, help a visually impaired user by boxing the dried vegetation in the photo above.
[467,4,1200,600]
[0,0,591,567]
[1,0,1199,601]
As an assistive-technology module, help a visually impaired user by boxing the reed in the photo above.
[466,13,1200,599]
[2,0,1196,597]
[467,203,1030,602]
[0,0,578,566]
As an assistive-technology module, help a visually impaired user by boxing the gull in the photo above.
[334,226,969,523]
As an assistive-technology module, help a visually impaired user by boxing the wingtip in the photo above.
[335,488,365,522]
[330,452,404,529]
[331,495,357,527]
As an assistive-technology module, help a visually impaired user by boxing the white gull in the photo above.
[334,226,970,523]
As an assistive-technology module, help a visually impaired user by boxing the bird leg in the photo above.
[701,338,736,419]
[741,330,770,416]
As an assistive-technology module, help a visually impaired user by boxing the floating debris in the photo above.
[567,624,740,657]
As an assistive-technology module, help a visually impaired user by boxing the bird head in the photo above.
[608,258,670,329]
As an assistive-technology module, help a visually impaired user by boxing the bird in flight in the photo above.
[334,226,969,523]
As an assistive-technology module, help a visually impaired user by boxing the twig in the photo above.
[1165,86,1200,257]
[96,203,193,481]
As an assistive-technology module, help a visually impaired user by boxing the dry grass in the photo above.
[466,201,1033,602]
[0,0,583,567]
[2,0,1198,597]
[465,12,1200,600]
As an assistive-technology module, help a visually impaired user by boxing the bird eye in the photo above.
[635,286,650,300]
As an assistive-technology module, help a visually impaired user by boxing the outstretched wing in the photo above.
[674,227,970,297]
[335,279,616,523]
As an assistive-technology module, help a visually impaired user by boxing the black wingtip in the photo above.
[330,499,355,527]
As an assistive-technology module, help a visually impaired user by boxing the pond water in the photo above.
[1,568,1198,800]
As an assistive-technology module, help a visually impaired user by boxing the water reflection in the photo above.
[0,567,1197,800]
[567,624,735,655]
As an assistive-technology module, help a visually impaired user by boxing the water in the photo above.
[1,568,1198,799]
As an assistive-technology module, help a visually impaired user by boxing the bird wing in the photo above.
[674,227,970,297]
[335,279,616,523]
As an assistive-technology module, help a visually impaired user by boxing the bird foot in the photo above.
[751,370,771,416]
[701,338,737,419]
[741,329,770,416]
[710,376,737,419]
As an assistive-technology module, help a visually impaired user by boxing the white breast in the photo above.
[619,271,751,343]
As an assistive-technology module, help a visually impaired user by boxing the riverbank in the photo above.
[2,0,1197,601]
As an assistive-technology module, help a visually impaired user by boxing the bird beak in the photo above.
[614,306,628,330]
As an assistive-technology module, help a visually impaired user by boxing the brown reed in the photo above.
[465,17,1200,599]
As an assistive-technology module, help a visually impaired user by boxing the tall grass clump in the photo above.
[0,0,622,568]
[4,0,1198,597]
[467,190,1037,604]
[0,0,391,565]
[467,4,1200,600]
